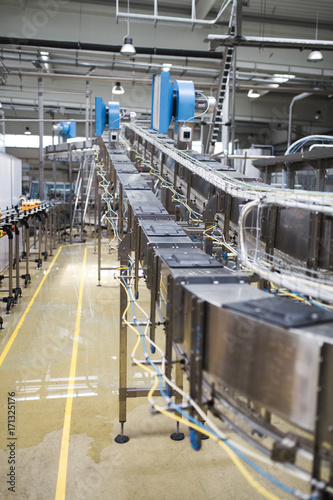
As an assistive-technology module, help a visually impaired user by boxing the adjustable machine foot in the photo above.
[35,258,42,269]
[13,287,22,303]
[3,296,14,314]
[21,274,31,287]
[115,423,129,444]
[170,422,185,441]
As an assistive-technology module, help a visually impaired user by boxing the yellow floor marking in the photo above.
[0,246,63,368]
[55,247,87,500]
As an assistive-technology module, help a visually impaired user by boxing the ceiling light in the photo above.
[120,0,136,57]
[120,36,136,57]
[273,74,295,83]
[40,51,49,61]
[162,63,172,72]
[24,127,31,135]
[247,89,261,98]
[112,82,124,95]
[307,50,323,62]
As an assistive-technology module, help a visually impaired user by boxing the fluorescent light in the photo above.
[162,63,172,72]
[120,37,136,57]
[40,51,49,61]
[273,74,295,83]
[247,89,261,98]
[112,82,124,95]
[307,50,323,62]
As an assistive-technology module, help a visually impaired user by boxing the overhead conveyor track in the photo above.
[124,123,333,303]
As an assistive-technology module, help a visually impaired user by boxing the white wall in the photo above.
[0,151,22,272]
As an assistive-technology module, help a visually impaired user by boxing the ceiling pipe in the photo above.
[0,37,223,60]
[2,54,219,76]
[6,70,218,88]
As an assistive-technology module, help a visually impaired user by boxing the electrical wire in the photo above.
[94,146,120,247]
[285,135,333,155]
[203,223,239,256]
[131,148,202,223]
[183,92,210,124]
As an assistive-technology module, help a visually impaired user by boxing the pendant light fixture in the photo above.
[112,82,125,95]
[120,0,136,57]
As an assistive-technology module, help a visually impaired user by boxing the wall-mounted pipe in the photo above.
[287,92,312,148]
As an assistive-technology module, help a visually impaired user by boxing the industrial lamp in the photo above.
[120,0,136,57]
[307,50,323,62]
[247,89,261,99]
[112,82,125,95]
[120,37,136,57]
[24,126,31,135]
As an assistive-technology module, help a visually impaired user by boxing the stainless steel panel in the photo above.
[117,173,150,190]
[318,344,333,447]
[204,305,321,431]
[275,208,310,262]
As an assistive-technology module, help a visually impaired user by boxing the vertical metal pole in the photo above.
[230,47,237,155]
[38,77,44,200]
[53,207,57,249]
[119,258,128,428]
[38,216,42,263]
[49,212,53,256]
[85,81,90,140]
[175,359,183,405]
[15,228,20,291]
[119,184,123,236]
[69,147,73,244]
[33,218,37,249]
[25,224,30,278]
[94,168,97,254]
[89,91,93,139]
[97,179,101,285]
[81,158,86,241]
[52,157,57,200]
[44,214,48,257]
[8,237,13,298]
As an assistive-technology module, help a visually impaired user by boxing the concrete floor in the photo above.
[0,241,309,500]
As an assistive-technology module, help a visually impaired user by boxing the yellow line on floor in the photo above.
[55,247,87,500]
[0,246,63,368]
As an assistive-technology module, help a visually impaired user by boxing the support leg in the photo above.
[115,257,129,444]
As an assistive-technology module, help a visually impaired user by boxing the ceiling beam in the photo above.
[205,34,333,51]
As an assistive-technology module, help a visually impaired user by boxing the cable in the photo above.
[110,112,126,130]
[204,223,239,256]
[131,148,202,223]
[285,135,333,155]
[94,146,120,248]
[183,92,210,124]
